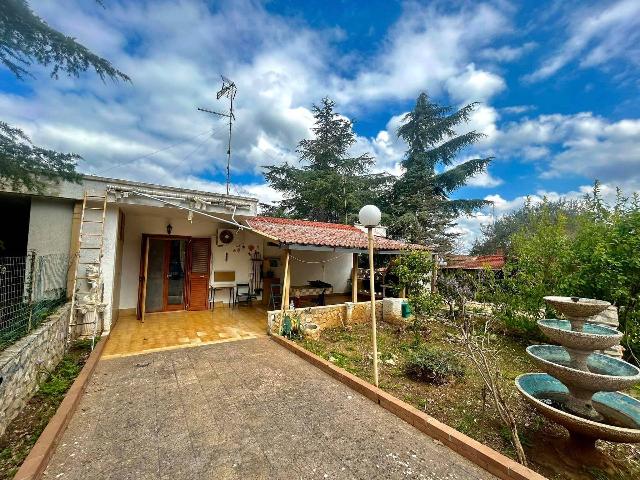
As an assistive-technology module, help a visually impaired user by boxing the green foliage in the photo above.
[263,97,392,223]
[0,1,128,192]
[408,291,442,318]
[391,250,433,295]
[387,93,493,251]
[471,198,584,255]
[37,357,81,398]
[508,202,573,322]
[437,270,477,319]
[404,345,464,384]
[0,122,82,192]
[0,295,66,351]
[407,291,443,345]
[0,1,129,81]
[0,339,91,478]
[482,183,640,357]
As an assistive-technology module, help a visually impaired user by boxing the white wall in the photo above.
[211,228,264,292]
[101,206,120,333]
[288,250,353,294]
[27,198,74,256]
[117,212,265,310]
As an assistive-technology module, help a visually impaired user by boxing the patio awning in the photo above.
[245,216,428,254]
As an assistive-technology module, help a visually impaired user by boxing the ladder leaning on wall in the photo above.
[67,190,107,349]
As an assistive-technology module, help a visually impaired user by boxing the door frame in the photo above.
[137,234,197,319]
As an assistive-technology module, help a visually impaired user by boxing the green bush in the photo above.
[476,186,640,356]
[408,291,442,318]
[391,250,433,296]
[404,346,464,384]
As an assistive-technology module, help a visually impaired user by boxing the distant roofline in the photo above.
[83,174,259,204]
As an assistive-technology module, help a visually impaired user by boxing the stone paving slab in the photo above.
[43,338,495,479]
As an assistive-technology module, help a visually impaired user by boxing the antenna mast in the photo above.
[198,75,237,195]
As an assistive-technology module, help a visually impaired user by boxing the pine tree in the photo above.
[0,0,129,192]
[388,93,493,251]
[263,97,391,223]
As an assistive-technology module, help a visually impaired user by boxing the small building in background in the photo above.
[441,253,505,272]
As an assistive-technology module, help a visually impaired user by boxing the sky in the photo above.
[2,0,639,251]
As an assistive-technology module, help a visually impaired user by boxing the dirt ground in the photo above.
[295,318,640,480]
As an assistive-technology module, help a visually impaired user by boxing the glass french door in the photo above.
[144,238,186,312]
[165,239,187,310]
[141,237,210,315]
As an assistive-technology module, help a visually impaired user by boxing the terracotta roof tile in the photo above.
[443,254,505,270]
[246,216,427,251]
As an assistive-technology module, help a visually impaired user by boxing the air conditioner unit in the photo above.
[217,229,234,246]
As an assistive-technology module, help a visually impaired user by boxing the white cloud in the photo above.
[525,0,640,82]
[332,2,510,105]
[6,0,637,257]
[4,0,516,192]
[501,105,536,115]
[488,113,640,188]
[481,42,537,62]
[446,64,506,103]
[453,181,639,253]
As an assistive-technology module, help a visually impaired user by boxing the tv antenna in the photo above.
[198,75,237,195]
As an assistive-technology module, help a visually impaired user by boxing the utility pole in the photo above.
[198,75,237,195]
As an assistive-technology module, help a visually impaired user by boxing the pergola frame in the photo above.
[275,242,410,314]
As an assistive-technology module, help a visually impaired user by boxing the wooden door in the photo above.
[188,238,211,310]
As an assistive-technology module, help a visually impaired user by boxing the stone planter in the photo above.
[303,323,320,340]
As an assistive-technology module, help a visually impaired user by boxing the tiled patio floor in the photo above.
[102,307,267,358]
[43,338,495,480]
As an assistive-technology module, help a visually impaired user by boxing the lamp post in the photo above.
[359,205,381,387]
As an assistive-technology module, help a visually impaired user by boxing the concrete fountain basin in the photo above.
[516,373,640,443]
[543,296,610,320]
[526,345,640,392]
[537,319,623,351]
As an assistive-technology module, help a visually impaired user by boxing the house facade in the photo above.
[2,175,421,339]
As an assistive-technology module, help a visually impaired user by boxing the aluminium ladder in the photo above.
[67,190,107,349]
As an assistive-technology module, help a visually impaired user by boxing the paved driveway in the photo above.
[44,338,494,479]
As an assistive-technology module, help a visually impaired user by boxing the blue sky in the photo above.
[2,0,639,250]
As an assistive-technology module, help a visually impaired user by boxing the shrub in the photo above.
[408,291,442,318]
[404,346,464,384]
[391,250,433,296]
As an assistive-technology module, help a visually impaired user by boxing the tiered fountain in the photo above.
[516,296,640,449]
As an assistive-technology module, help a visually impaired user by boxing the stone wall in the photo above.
[267,300,383,335]
[0,303,71,436]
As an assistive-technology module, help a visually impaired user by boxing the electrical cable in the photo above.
[92,125,222,176]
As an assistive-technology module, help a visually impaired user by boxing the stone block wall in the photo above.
[267,300,383,335]
[0,303,71,436]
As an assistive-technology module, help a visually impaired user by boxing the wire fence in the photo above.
[0,252,69,351]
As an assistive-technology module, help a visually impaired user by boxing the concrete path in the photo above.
[44,338,495,479]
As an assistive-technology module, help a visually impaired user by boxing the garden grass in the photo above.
[295,319,640,480]
[0,339,93,479]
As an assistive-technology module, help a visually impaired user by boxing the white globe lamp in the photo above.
[358,205,381,228]
[359,204,381,387]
